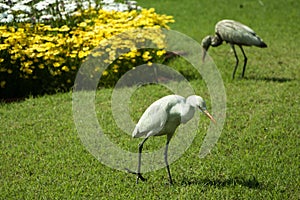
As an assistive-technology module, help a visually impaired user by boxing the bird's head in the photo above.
[201,36,212,62]
[201,35,223,62]
[187,95,216,124]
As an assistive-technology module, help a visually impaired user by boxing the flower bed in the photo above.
[0,1,174,98]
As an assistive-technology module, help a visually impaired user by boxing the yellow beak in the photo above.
[203,110,216,124]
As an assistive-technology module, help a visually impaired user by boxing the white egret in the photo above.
[201,19,267,79]
[126,94,216,184]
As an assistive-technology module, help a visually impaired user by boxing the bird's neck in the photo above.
[211,35,223,47]
[179,104,195,124]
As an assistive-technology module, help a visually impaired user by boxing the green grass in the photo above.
[1,0,299,199]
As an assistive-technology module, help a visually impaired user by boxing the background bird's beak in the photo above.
[203,110,216,124]
[202,48,207,63]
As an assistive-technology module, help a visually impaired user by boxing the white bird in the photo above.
[126,94,216,184]
[201,19,267,79]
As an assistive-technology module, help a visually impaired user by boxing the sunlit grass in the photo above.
[1,77,299,198]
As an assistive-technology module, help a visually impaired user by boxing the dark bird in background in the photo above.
[201,19,267,79]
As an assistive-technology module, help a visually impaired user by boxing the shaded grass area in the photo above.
[1,0,299,199]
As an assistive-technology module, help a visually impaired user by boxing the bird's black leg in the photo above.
[164,138,173,185]
[231,44,239,79]
[153,64,158,83]
[239,45,248,78]
[137,137,148,183]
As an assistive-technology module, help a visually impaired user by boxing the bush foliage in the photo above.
[0,7,174,98]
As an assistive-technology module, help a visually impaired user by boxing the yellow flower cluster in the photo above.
[86,26,168,80]
[0,8,174,90]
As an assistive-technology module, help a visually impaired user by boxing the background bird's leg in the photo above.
[231,44,239,79]
[164,136,173,185]
[153,65,158,83]
[137,137,148,183]
[239,45,248,78]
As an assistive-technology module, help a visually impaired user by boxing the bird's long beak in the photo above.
[203,110,216,124]
[202,48,207,63]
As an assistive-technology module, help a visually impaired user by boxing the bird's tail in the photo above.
[260,41,267,48]
[255,35,267,48]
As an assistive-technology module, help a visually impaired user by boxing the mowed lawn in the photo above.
[1,0,299,199]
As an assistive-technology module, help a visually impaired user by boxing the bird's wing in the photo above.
[230,20,256,35]
[216,20,262,46]
[132,95,184,138]
[132,101,169,138]
[216,20,256,35]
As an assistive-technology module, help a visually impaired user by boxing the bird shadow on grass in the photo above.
[244,75,294,83]
[180,175,267,190]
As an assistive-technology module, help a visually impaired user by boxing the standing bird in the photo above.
[201,19,267,79]
[126,95,216,184]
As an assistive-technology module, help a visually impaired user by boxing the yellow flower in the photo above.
[7,69,13,74]
[136,51,141,56]
[113,65,119,69]
[142,51,152,61]
[79,22,87,27]
[51,70,61,76]
[9,27,15,32]
[142,51,150,58]
[62,66,69,72]
[39,64,45,69]
[37,53,44,58]
[73,11,82,17]
[82,47,90,51]
[78,51,88,59]
[17,28,25,33]
[53,62,61,68]
[156,50,166,56]
[91,51,103,57]
[148,8,155,13]
[102,70,108,76]
[70,53,77,58]
[1,31,10,37]
[0,81,6,88]
[126,51,136,58]
[59,25,70,32]
[25,68,33,74]
[24,61,33,68]
[0,44,10,50]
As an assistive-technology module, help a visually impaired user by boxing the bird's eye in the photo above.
[198,106,203,112]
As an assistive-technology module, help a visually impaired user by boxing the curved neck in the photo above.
[211,34,223,47]
[180,104,196,124]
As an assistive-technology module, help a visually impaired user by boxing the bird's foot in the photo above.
[136,173,147,183]
[165,181,173,186]
[125,168,147,183]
